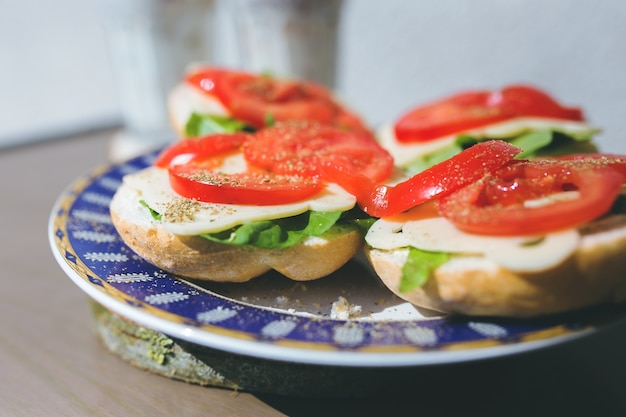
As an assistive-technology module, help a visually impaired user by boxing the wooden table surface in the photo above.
[3,129,626,417]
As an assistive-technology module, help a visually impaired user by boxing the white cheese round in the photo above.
[366,217,579,273]
[123,164,356,236]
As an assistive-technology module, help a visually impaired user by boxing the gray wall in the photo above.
[337,0,626,152]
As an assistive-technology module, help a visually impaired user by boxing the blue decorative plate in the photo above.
[48,151,626,367]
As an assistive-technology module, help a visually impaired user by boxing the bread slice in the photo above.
[110,181,363,282]
[365,215,626,317]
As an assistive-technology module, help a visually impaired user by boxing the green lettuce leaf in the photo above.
[140,200,161,221]
[399,247,449,293]
[200,211,343,249]
[404,143,464,174]
[528,130,598,156]
[184,112,253,137]
[200,208,375,249]
[508,130,554,158]
[141,199,374,249]
[404,130,598,174]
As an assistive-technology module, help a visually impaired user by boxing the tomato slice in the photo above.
[384,140,522,215]
[394,91,510,143]
[556,153,626,178]
[244,122,394,181]
[154,132,323,205]
[168,165,323,205]
[186,68,370,133]
[394,85,584,143]
[321,140,522,217]
[154,133,249,168]
[494,85,584,121]
[438,158,626,236]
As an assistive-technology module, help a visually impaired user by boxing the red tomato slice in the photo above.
[154,132,323,205]
[168,165,324,205]
[438,158,626,236]
[394,91,510,143]
[321,140,521,218]
[186,68,370,133]
[556,153,626,178]
[494,85,584,121]
[320,140,522,217]
[244,122,394,181]
[154,133,249,168]
[383,140,522,215]
[394,85,584,143]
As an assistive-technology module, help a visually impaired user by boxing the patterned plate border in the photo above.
[48,151,626,367]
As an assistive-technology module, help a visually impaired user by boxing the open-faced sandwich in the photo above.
[167,66,370,138]
[377,84,600,174]
[361,85,626,317]
[110,121,393,282]
[111,67,387,283]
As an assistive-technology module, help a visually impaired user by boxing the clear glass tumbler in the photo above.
[98,0,216,159]
[229,0,344,89]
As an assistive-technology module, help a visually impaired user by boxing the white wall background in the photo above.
[0,0,119,145]
[339,0,626,154]
[1,0,625,152]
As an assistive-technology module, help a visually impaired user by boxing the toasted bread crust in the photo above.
[365,218,626,317]
[110,183,362,282]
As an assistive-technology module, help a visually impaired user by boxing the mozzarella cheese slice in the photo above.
[123,154,356,236]
[377,117,599,167]
[366,217,579,272]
